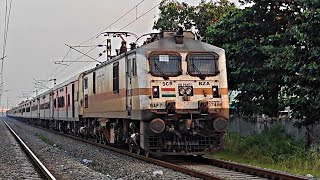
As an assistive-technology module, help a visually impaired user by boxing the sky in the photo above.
[0,0,239,110]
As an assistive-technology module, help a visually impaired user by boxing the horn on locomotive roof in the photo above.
[175,27,184,44]
[135,32,159,44]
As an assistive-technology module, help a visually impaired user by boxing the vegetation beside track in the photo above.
[206,125,320,178]
[35,133,54,146]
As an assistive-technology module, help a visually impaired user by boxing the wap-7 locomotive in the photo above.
[7,31,229,156]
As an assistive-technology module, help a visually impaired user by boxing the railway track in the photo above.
[165,156,310,180]
[7,117,311,180]
[3,119,56,180]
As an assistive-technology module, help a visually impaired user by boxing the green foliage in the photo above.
[154,1,195,31]
[35,133,54,146]
[208,127,320,177]
[226,126,303,162]
[154,0,236,39]
[206,0,320,124]
[278,1,320,128]
[207,4,289,116]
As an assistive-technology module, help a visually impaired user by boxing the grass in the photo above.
[35,133,54,146]
[206,125,320,178]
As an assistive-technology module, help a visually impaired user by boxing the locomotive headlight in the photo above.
[179,88,186,95]
[185,87,193,96]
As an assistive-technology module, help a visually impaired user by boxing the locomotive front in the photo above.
[137,31,229,156]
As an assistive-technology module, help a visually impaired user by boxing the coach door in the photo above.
[126,56,133,116]
[72,83,75,118]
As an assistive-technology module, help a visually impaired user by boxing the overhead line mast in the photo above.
[1,0,13,113]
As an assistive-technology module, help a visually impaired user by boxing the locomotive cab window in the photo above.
[187,53,219,78]
[149,53,182,78]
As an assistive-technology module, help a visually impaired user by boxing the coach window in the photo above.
[149,53,182,78]
[84,78,88,89]
[187,52,219,78]
[62,96,65,107]
[84,94,88,108]
[113,62,119,93]
[68,94,70,107]
[93,72,96,94]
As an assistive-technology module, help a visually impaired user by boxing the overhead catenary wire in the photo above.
[118,2,161,32]
[45,48,71,80]
[48,0,147,81]
[51,1,161,81]
[47,0,152,81]
[78,0,145,46]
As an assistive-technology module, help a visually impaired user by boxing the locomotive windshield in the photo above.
[149,53,182,77]
[187,53,219,77]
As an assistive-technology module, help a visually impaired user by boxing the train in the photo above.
[7,30,229,156]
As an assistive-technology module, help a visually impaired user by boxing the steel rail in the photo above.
[191,156,310,180]
[3,120,56,180]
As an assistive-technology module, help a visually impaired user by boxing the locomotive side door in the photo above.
[125,55,133,116]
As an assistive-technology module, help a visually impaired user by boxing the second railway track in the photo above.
[6,117,311,180]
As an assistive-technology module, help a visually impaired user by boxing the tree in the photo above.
[154,0,236,39]
[278,0,320,146]
[206,1,293,117]
[153,1,194,31]
[207,0,320,145]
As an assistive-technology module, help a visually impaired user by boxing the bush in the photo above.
[210,125,320,177]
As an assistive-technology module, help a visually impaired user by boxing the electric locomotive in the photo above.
[7,30,229,156]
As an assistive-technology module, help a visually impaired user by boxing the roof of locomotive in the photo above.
[137,31,225,54]
[82,31,225,75]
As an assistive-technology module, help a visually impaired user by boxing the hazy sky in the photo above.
[0,0,238,109]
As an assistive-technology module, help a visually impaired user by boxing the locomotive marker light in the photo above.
[152,86,160,98]
[212,86,219,98]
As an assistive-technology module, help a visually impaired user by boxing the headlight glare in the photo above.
[179,88,186,95]
[185,87,192,95]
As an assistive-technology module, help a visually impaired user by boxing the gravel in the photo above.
[182,164,268,180]
[5,117,197,180]
[0,118,43,179]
